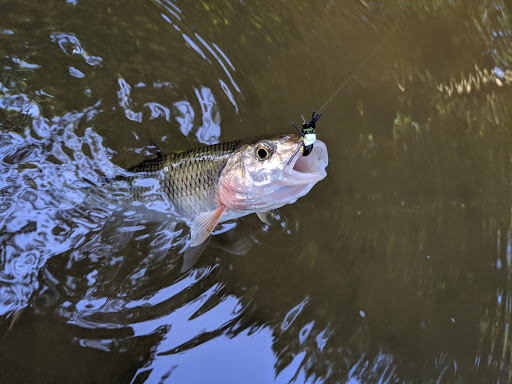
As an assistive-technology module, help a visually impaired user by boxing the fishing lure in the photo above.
[287,110,322,165]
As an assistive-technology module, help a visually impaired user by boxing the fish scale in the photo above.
[126,140,242,221]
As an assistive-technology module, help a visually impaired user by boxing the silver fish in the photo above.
[124,134,328,246]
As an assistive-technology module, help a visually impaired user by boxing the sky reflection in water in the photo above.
[1,0,512,383]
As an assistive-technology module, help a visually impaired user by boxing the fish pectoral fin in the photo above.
[256,210,276,225]
[190,205,226,247]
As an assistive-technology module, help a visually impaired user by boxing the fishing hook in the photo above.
[287,110,322,166]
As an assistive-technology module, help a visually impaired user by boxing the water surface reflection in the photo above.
[1,0,512,383]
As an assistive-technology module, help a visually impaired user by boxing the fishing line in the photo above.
[317,37,388,113]
[286,36,389,165]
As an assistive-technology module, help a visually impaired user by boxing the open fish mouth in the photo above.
[218,136,328,212]
[283,139,328,184]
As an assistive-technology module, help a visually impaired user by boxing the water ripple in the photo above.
[194,87,221,144]
[50,32,103,66]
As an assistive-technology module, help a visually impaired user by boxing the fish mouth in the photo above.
[218,138,328,212]
[283,139,328,184]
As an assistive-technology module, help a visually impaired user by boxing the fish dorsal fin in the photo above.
[146,141,163,160]
[190,205,226,247]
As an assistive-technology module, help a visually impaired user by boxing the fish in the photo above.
[122,133,328,246]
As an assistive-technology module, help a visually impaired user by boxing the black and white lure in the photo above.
[287,110,322,166]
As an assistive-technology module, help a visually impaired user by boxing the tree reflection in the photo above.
[3,0,512,383]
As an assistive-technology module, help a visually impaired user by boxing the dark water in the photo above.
[1,0,512,382]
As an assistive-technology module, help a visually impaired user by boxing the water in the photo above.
[1,0,512,382]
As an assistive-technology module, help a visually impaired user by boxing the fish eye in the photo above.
[254,141,273,161]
